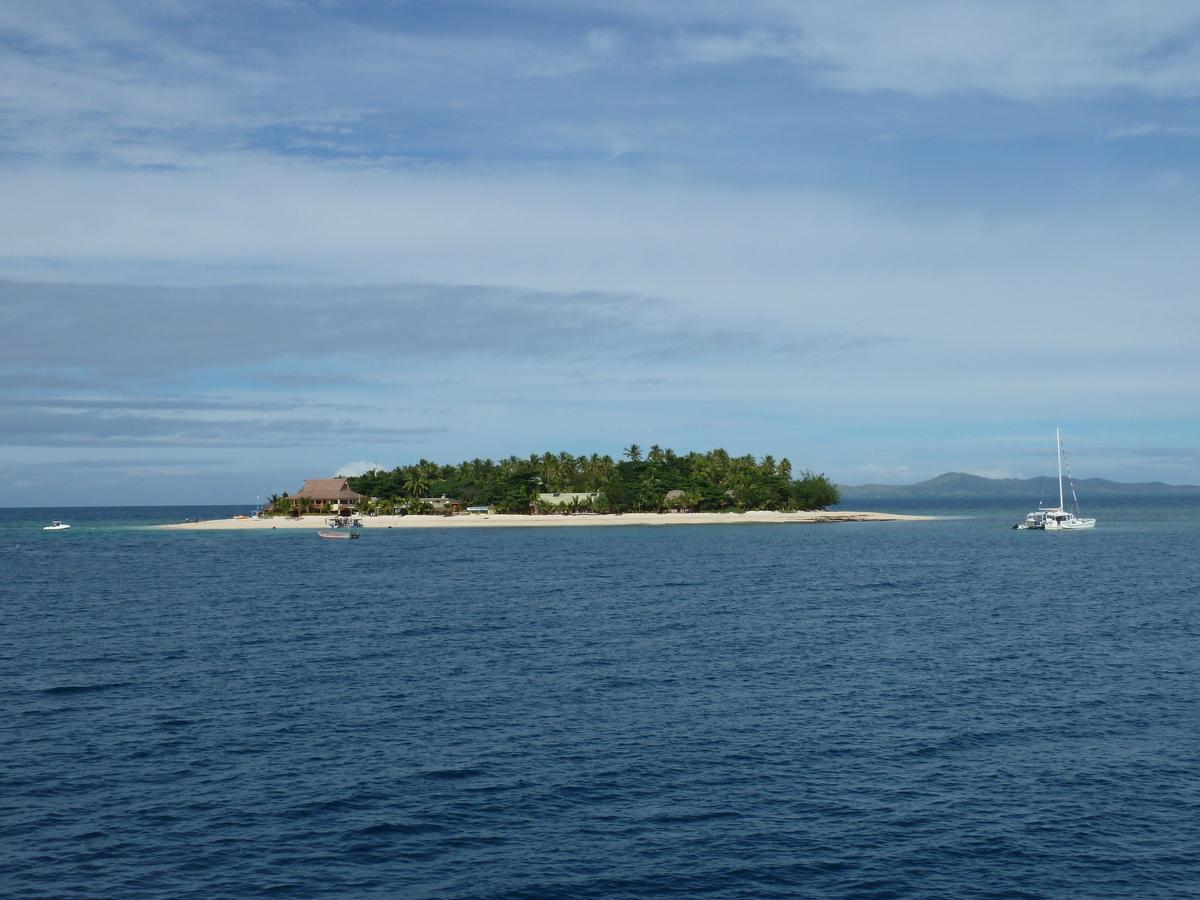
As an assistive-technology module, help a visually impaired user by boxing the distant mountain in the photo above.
[837,471,1200,499]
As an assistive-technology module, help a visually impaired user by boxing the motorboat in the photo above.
[44,521,70,531]
[318,530,359,539]
[324,515,363,528]
[1014,430,1096,530]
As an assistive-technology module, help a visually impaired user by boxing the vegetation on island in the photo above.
[340,445,839,515]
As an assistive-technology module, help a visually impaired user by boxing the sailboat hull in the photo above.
[1015,430,1097,530]
[1045,517,1095,530]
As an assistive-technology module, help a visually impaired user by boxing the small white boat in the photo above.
[318,530,359,539]
[1015,430,1096,530]
[44,521,70,531]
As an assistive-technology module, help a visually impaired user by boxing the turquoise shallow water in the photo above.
[2,499,1198,898]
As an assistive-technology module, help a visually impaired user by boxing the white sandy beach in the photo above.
[157,510,930,530]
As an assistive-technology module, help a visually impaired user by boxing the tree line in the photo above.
[342,444,839,514]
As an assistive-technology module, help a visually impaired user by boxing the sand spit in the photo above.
[156,510,930,530]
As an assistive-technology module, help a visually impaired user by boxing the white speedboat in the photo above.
[318,530,359,539]
[1014,430,1096,530]
[44,521,70,531]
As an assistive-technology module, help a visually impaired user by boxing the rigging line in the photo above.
[1060,435,1082,515]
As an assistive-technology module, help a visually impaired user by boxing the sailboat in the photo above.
[1014,429,1096,530]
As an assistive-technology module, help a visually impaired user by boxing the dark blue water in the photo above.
[3,501,1199,899]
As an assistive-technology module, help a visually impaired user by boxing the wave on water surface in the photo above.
[2,499,1198,898]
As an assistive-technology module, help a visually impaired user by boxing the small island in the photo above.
[345,445,839,515]
[161,445,931,529]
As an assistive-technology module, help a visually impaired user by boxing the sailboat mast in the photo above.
[1057,428,1064,510]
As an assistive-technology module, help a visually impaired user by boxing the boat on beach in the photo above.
[318,530,360,539]
[1014,429,1096,530]
[44,521,70,531]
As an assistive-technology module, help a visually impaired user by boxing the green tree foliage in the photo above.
[346,446,840,514]
[788,470,841,510]
[403,471,430,501]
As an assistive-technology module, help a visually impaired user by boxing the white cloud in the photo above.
[637,0,1200,99]
[335,460,382,477]
[2,160,1197,352]
[0,2,618,166]
[585,28,623,57]
[1,159,1198,442]
[5,0,1200,175]
[786,1,1200,99]
[666,29,793,65]
[1107,122,1200,139]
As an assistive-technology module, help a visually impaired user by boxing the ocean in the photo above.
[2,498,1198,899]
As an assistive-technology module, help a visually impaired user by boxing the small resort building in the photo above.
[665,489,693,512]
[535,491,600,513]
[420,496,461,511]
[287,478,366,515]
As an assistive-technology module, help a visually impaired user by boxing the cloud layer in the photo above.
[5,1,1200,171]
[1,281,693,377]
[2,1,1199,503]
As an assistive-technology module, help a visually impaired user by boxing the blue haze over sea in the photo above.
[2,498,1198,899]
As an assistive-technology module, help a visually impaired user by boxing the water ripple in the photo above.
[2,506,1199,898]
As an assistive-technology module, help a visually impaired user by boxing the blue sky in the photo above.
[2,0,1199,505]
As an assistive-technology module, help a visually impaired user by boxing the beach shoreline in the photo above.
[155,510,931,530]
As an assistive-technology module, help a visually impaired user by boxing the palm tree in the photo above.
[639,470,667,512]
[558,451,577,488]
[539,452,558,489]
[624,444,642,462]
[419,459,442,486]
[583,453,610,490]
[778,458,792,479]
[648,444,664,463]
[694,456,718,486]
[726,468,749,494]
[404,471,429,500]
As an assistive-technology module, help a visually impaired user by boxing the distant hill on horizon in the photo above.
[838,471,1200,499]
